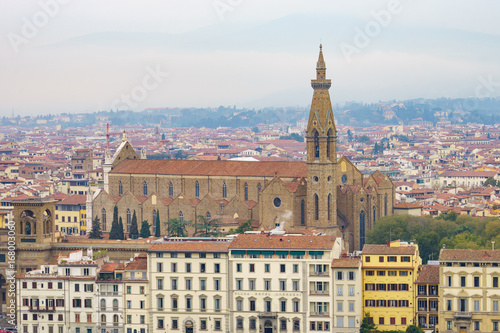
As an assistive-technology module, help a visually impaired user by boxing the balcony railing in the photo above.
[454,312,471,320]
[310,291,329,296]
[28,305,56,312]
[258,312,277,319]
[311,312,329,317]
[310,271,329,277]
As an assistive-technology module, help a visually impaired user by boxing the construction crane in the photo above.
[103,123,125,151]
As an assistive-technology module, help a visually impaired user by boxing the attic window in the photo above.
[273,197,282,208]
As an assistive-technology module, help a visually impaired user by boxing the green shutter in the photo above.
[231,250,245,255]
[290,251,305,256]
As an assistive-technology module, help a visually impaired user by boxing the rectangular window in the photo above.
[337,286,343,296]
[447,321,452,330]
[401,317,407,325]
[265,280,271,291]
[474,276,480,287]
[293,301,299,312]
[281,300,286,312]
[337,271,344,280]
[293,264,299,273]
[171,263,177,272]
[236,264,242,272]
[250,300,256,311]
[265,264,270,273]
[280,264,286,273]
[293,280,299,291]
[199,253,206,258]
[447,276,452,287]
[185,253,191,258]
[349,301,355,312]
[494,300,499,312]
[379,256,384,262]
[249,279,255,291]
[186,263,191,272]
[493,322,499,331]
[447,300,452,311]
[214,263,220,273]
[236,279,243,290]
[474,300,480,312]
[348,271,355,280]
[280,280,286,291]
[494,277,499,288]
[186,278,192,290]
[215,279,221,291]
[249,264,255,272]
[126,286,131,294]
[200,263,206,273]
[474,321,480,331]
[200,279,206,291]
[390,317,396,325]
[388,256,397,262]
[461,276,466,287]
[171,278,177,290]
[337,301,343,312]
[379,317,384,325]
[157,278,163,290]
[365,256,371,262]
[401,256,410,262]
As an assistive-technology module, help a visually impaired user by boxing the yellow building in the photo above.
[0,210,6,228]
[55,195,87,235]
[361,240,422,331]
[415,264,439,331]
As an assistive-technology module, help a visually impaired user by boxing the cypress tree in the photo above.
[155,209,161,237]
[88,216,103,239]
[140,220,151,238]
[109,205,120,240]
[118,217,125,240]
[129,210,139,239]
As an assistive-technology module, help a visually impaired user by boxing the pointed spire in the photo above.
[122,130,127,142]
[317,44,326,70]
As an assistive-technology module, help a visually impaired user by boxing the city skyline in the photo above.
[1,0,500,116]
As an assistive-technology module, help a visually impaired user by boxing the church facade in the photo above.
[91,46,395,251]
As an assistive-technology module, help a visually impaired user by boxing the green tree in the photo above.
[484,176,497,187]
[155,209,161,237]
[88,216,103,239]
[347,129,353,142]
[117,217,125,240]
[360,312,377,333]
[194,215,221,237]
[358,135,370,144]
[109,205,121,240]
[139,220,151,238]
[129,210,139,239]
[405,325,424,333]
[161,133,165,140]
[442,210,458,221]
[164,218,191,237]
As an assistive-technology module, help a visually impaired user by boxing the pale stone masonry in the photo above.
[438,248,500,333]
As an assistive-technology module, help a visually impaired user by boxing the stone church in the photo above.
[90,46,395,251]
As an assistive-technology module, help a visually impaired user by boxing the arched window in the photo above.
[373,206,376,223]
[327,129,333,159]
[126,209,131,233]
[113,314,119,323]
[143,181,148,196]
[244,183,248,201]
[169,182,173,197]
[195,181,200,198]
[300,200,305,226]
[206,211,211,220]
[360,210,366,250]
[314,131,320,158]
[152,210,157,236]
[101,314,106,323]
[222,182,227,198]
[100,299,106,309]
[118,181,123,195]
[102,208,106,232]
[113,299,118,308]
[314,194,319,220]
[25,222,31,235]
[384,194,388,216]
[179,211,184,222]
[327,194,332,220]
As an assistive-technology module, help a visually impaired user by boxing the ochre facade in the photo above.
[92,46,395,252]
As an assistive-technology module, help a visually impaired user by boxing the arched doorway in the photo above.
[264,320,273,333]
[185,320,194,333]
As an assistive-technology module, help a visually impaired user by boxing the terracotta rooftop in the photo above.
[229,234,336,250]
[394,202,422,209]
[124,258,147,271]
[331,258,361,268]
[149,241,231,253]
[111,159,307,178]
[415,265,439,284]
[439,249,500,261]
[362,243,418,255]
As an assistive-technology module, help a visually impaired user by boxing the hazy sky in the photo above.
[1,0,500,116]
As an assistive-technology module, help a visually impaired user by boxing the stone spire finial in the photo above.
[317,44,326,70]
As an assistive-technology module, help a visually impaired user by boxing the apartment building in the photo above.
[228,233,342,333]
[148,238,232,333]
[361,240,421,331]
[331,257,362,333]
[16,249,98,333]
[415,264,439,330]
[55,194,87,235]
[97,263,125,333]
[438,249,500,333]
[122,254,149,333]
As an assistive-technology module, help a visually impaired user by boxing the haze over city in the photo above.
[1,0,500,116]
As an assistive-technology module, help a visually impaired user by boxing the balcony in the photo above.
[310,290,329,296]
[310,272,329,277]
[29,305,56,312]
[454,312,472,320]
[258,312,277,319]
[311,312,329,317]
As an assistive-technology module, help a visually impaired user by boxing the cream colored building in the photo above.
[438,249,500,333]
[331,258,362,333]
[228,233,343,333]
[123,254,149,333]
[148,238,232,333]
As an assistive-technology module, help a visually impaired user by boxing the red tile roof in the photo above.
[439,249,500,261]
[111,159,307,178]
[229,234,336,250]
[331,258,361,268]
[415,265,439,284]
[149,241,231,253]
[362,243,417,255]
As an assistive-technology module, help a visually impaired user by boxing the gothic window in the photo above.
[143,181,147,196]
[314,194,319,220]
[327,194,332,220]
[206,211,211,220]
[119,181,123,195]
[327,129,333,159]
[373,206,376,223]
[102,209,106,232]
[152,210,157,235]
[300,200,305,226]
[219,202,224,214]
[244,183,248,201]
[384,194,388,216]
[195,181,200,198]
[127,209,131,233]
[360,211,366,250]
[222,182,227,198]
[257,183,262,193]
[169,182,173,197]
[314,131,320,158]
[179,211,184,222]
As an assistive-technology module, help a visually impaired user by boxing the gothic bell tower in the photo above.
[306,45,338,230]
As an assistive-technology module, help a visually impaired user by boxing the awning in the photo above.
[290,251,305,255]
[309,251,324,255]
[261,251,275,255]
[276,251,289,255]
[231,250,245,255]
[247,250,261,255]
